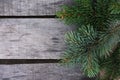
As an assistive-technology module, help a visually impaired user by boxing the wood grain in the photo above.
[0,63,82,80]
[0,0,70,16]
[0,19,73,59]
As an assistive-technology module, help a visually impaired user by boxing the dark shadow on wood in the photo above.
[0,59,61,65]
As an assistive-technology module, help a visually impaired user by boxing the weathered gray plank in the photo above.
[0,0,72,16]
[0,19,73,59]
[0,64,85,80]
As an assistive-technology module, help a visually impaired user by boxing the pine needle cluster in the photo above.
[57,0,120,80]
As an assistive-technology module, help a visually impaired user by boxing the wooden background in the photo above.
[0,0,91,80]
[0,0,74,16]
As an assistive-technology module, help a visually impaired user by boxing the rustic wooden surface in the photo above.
[0,19,73,59]
[0,64,84,80]
[0,0,73,16]
[0,0,89,80]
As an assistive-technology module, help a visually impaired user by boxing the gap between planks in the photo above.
[0,15,57,18]
[0,59,61,64]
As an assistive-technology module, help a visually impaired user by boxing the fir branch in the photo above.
[57,0,120,79]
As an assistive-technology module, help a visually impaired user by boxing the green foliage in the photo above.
[57,0,120,79]
[57,0,120,30]
[63,25,100,77]
[100,46,120,80]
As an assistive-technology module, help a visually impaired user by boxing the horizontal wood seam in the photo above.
[0,59,61,64]
[0,15,57,18]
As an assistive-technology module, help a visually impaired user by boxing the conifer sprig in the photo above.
[57,0,120,79]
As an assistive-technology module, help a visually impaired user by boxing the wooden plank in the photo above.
[0,19,73,59]
[0,64,86,80]
[0,0,72,16]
